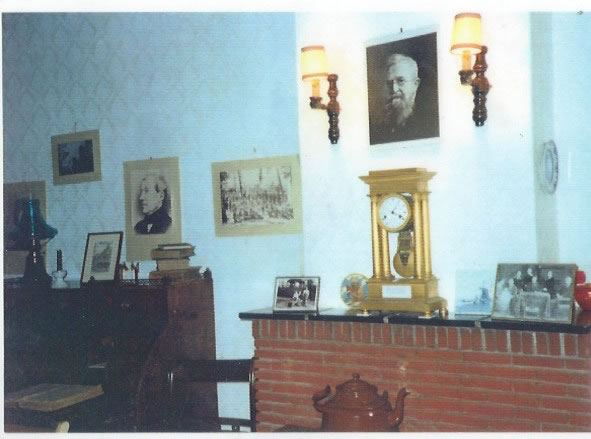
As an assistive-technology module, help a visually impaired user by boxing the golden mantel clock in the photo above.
[359,168,448,317]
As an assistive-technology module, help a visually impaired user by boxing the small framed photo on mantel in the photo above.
[273,276,320,313]
[492,263,576,324]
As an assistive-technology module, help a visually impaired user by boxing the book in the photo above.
[149,266,202,282]
[156,257,190,271]
[157,242,194,250]
[150,247,195,260]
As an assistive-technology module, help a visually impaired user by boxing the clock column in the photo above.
[369,193,393,282]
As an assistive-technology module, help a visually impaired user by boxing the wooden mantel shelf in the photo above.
[239,308,591,334]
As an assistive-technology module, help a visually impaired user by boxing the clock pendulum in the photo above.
[359,168,448,317]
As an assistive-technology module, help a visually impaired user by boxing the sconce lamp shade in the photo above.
[301,46,328,81]
[450,13,482,55]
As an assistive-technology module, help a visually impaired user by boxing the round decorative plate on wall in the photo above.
[538,140,559,194]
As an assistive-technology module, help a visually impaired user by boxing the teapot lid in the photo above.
[323,373,390,411]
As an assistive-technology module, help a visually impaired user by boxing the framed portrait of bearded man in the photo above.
[366,28,440,145]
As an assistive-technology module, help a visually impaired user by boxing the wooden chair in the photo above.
[163,358,257,432]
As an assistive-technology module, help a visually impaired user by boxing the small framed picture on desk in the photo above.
[273,276,320,313]
[81,232,123,284]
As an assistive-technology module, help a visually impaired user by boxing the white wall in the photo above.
[296,12,538,312]
[552,12,591,274]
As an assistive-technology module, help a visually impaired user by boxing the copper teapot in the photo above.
[312,373,409,432]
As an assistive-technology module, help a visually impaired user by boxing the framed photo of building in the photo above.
[211,155,303,237]
[81,232,123,284]
[51,129,102,185]
[3,181,48,275]
[273,276,320,312]
[366,28,440,145]
[492,263,576,324]
[124,157,182,261]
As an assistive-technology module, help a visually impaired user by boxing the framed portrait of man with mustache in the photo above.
[366,29,440,145]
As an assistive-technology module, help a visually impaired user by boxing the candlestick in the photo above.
[28,193,35,236]
[57,249,63,271]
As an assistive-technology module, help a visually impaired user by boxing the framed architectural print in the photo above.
[3,181,48,275]
[81,232,123,284]
[492,263,576,324]
[124,157,182,261]
[366,28,440,145]
[51,129,102,185]
[273,276,320,312]
[211,155,303,237]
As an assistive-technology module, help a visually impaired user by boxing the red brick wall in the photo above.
[251,320,591,432]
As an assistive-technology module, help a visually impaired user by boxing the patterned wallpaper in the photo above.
[3,13,302,283]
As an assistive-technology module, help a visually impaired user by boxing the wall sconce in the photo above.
[450,13,490,126]
[300,46,340,144]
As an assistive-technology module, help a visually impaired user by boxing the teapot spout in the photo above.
[388,387,410,431]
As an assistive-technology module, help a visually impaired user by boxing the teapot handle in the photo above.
[312,385,331,402]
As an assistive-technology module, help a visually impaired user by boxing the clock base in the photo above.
[359,277,448,316]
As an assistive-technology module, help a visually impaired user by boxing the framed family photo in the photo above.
[81,232,123,284]
[124,157,182,260]
[51,129,102,185]
[211,155,303,237]
[366,28,440,145]
[273,276,320,312]
[492,263,576,324]
[3,181,48,275]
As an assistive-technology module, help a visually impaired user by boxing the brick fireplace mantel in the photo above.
[240,309,591,432]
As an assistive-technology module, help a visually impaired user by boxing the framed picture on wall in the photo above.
[124,157,182,261]
[3,181,48,275]
[81,232,123,283]
[211,155,303,237]
[273,276,320,312]
[366,28,440,145]
[51,129,102,185]
[492,263,576,324]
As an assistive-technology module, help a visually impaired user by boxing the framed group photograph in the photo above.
[3,181,48,275]
[81,232,123,284]
[51,129,102,185]
[492,263,576,324]
[273,276,320,312]
[211,155,303,237]
[124,157,182,261]
[366,28,440,145]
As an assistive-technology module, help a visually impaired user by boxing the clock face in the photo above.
[378,194,411,232]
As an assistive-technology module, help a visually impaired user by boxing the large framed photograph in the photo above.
[492,263,576,324]
[51,129,102,185]
[124,157,182,260]
[3,181,48,275]
[211,155,303,237]
[366,29,440,145]
[81,232,123,284]
[273,277,320,312]
[454,269,495,315]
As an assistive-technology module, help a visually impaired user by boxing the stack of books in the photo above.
[149,243,201,281]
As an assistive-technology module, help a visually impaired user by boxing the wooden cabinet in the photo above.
[4,274,216,431]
